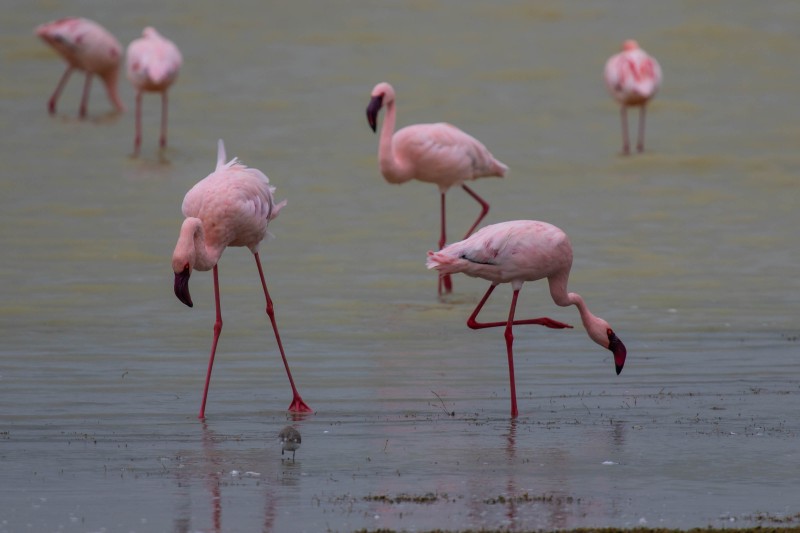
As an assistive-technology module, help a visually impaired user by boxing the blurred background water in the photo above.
[1,1,799,532]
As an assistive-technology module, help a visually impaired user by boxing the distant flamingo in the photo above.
[35,17,125,117]
[366,82,508,295]
[172,139,312,419]
[604,39,662,155]
[426,220,627,417]
[126,27,182,156]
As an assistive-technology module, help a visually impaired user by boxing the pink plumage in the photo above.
[427,220,627,417]
[366,81,508,295]
[126,27,182,156]
[172,140,311,418]
[603,40,662,154]
[35,17,125,117]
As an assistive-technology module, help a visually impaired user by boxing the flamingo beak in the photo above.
[608,330,626,375]
[174,264,193,308]
[366,94,383,132]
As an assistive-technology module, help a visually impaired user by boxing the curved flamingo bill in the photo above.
[366,94,383,132]
[174,266,193,308]
[608,331,626,374]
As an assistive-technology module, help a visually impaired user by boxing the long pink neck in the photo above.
[377,100,411,184]
[177,218,223,272]
[101,69,125,113]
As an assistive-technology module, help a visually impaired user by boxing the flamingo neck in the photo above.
[175,217,223,272]
[568,292,610,349]
[102,69,125,113]
[377,100,411,184]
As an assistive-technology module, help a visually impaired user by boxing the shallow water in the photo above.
[2,1,799,532]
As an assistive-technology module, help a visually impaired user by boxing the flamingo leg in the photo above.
[466,284,573,331]
[438,192,453,295]
[48,66,74,115]
[160,90,169,149]
[637,104,647,153]
[620,105,630,155]
[133,91,143,156]
[504,289,521,418]
[461,184,490,239]
[254,253,312,413]
[198,265,223,419]
[78,72,93,119]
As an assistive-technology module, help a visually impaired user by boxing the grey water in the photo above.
[1,1,799,532]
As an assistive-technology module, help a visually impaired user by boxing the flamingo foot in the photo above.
[288,395,313,413]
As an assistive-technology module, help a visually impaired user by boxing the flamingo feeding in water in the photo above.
[366,82,508,295]
[35,17,125,117]
[426,220,627,417]
[603,39,662,155]
[126,27,182,156]
[172,139,312,419]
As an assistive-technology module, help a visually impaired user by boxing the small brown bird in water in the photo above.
[279,425,301,461]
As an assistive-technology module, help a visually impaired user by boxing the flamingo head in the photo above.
[366,82,395,132]
[607,329,627,374]
[173,263,193,307]
[622,39,640,51]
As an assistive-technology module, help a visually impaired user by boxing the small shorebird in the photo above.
[279,426,301,461]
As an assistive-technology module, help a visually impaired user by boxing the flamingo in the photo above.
[126,27,182,156]
[603,39,662,155]
[172,139,312,419]
[366,81,508,295]
[426,220,627,417]
[35,17,125,117]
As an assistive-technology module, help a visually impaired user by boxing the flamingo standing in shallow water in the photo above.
[604,39,662,155]
[426,220,627,417]
[35,17,125,117]
[366,82,508,295]
[126,27,182,156]
[172,140,312,419]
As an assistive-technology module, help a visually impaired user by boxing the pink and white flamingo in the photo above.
[35,17,125,117]
[172,140,312,419]
[366,82,508,295]
[604,39,662,155]
[427,220,627,417]
[126,27,182,156]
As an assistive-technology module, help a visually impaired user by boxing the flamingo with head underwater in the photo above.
[427,220,627,417]
[172,139,312,419]
[366,81,508,295]
[604,39,662,155]
[35,17,125,117]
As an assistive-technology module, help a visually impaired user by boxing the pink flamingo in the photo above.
[366,81,508,295]
[603,39,662,155]
[35,17,125,117]
[426,220,627,417]
[126,27,182,156]
[172,140,312,419]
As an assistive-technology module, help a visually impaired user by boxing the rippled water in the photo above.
[2,1,799,532]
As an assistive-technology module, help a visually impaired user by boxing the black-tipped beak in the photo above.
[366,94,383,132]
[608,331,626,375]
[174,265,193,308]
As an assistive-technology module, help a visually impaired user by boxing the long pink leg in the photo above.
[198,265,223,419]
[461,184,489,239]
[48,66,74,115]
[160,91,169,149]
[636,104,647,153]
[438,192,453,295]
[467,285,572,418]
[133,91,143,156]
[620,106,630,155]
[254,252,312,413]
[78,72,94,119]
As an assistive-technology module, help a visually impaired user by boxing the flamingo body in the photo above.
[427,220,627,417]
[35,17,125,116]
[172,140,311,418]
[366,81,507,294]
[603,40,662,154]
[126,27,182,155]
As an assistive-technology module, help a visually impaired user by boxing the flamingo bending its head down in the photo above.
[172,139,312,418]
[603,39,662,155]
[427,220,627,417]
[35,17,125,117]
[366,81,508,295]
[126,27,182,156]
